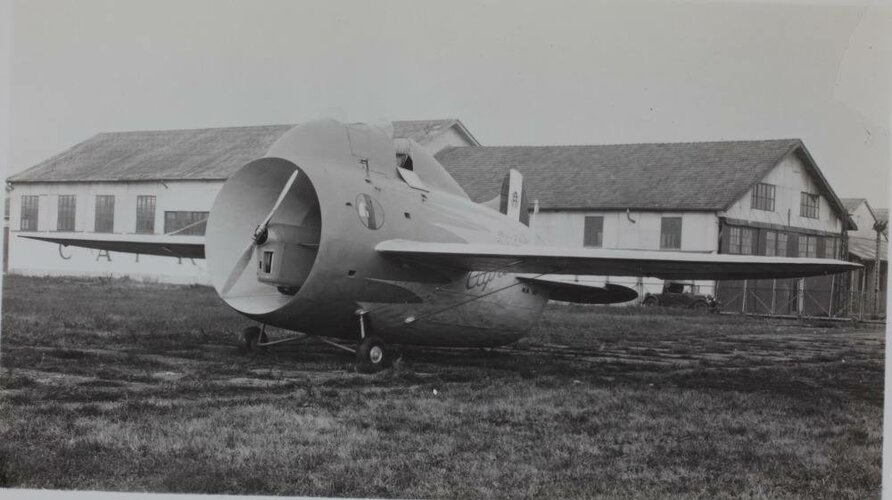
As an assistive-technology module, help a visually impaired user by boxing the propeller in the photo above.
[220,169,301,297]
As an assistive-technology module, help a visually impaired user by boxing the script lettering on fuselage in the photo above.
[466,270,510,292]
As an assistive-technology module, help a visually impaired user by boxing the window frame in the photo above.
[765,230,777,257]
[728,226,756,255]
[739,227,754,255]
[800,192,819,219]
[729,226,741,254]
[583,216,604,248]
[94,195,115,233]
[164,211,209,236]
[798,234,818,258]
[57,195,76,231]
[777,232,788,257]
[135,195,156,234]
[660,216,683,250]
[826,237,838,259]
[751,182,776,212]
[20,195,39,231]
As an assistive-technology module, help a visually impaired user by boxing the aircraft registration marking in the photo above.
[466,270,510,291]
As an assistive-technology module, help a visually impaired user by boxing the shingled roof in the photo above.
[436,139,848,217]
[7,120,473,183]
[841,198,867,214]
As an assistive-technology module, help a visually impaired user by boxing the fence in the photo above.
[716,276,886,320]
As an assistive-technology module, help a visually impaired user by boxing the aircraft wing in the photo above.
[19,234,206,259]
[375,239,859,280]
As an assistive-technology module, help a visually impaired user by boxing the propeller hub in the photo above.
[253,226,269,245]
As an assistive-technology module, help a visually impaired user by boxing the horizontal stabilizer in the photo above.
[518,276,638,304]
[20,234,205,259]
[376,239,860,280]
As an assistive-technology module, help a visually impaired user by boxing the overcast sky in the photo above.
[5,0,891,207]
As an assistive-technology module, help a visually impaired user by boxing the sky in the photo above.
[5,0,891,207]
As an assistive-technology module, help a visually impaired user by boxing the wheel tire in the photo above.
[691,301,709,312]
[642,296,658,307]
[356,336,389,373]
[241,326,268,353]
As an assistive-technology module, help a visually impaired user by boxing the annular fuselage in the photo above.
[205,119,547,347]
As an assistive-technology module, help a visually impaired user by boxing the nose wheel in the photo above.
[240,325,269,353]
[356,336,390,373]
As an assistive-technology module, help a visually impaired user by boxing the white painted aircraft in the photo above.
[25,119,859,371]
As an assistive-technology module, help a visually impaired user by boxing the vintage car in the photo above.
[641,281,720,312]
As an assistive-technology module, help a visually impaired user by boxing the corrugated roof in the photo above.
[436,139,808,211]
[849,236,887,262]
[7,120,467,183]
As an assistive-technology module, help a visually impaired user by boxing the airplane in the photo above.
[24,119,860,372]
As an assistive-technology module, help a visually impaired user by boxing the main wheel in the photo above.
[240,326,269,353]
[642,296,658,307]
[356,336,389,373]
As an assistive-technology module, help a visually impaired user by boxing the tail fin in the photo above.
[499,169,530,226]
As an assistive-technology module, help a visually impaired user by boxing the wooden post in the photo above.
[873,220,887,318]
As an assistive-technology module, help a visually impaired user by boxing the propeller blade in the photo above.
[258,170,300,232]
[220,240,255,297]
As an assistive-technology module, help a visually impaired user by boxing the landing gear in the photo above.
[240,325,269,353]
[356,335,390,373]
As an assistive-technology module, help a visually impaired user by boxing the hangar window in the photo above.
[660,217,682,249]
[95,195,115,233]
[739,228,754,255]
[729,227,741,254]
[826,237,838,259]
[798,234,818,258]
[583,216,603,248]
[57,195,76,231]
[136,196,156,234]
[729,226,754,255]
[776,232,788,257]
[800,192,819,219]
[765,230,777,256]
[20,195,39,231]
[751,183,776,212]
[164,211,208,236]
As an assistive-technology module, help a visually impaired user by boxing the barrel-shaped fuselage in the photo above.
[205,120,547,347]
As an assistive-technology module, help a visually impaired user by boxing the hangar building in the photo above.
[841,198,887,317]
[436,140,854,317]
[6,119,855,316]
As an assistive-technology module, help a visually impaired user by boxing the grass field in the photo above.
[0,275,884,498]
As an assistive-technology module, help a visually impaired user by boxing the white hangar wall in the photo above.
[8,180,222,284]
[847,201,878,240]
[530,210,719,297]
[721,152,841,234]
[714,151,848,316]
